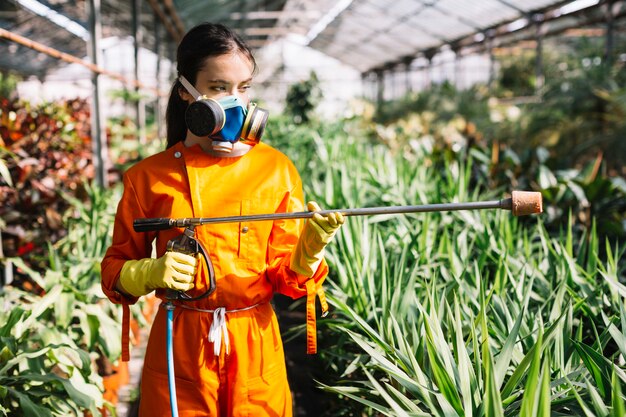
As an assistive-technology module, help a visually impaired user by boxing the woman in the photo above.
[101,22,343,416]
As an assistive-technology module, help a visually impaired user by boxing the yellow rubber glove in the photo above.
[117,251,198,297]
[290,201,345,277]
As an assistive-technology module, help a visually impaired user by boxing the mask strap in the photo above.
[179,75,203,101]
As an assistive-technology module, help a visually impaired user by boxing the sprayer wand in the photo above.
[133,191,543,233]
[147,190,542,417]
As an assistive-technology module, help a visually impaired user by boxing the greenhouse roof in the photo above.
[0,0,616,78]
[307,0,561,72]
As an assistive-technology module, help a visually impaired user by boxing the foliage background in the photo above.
[0,30,625,416]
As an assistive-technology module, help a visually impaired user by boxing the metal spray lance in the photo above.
[138,190,542,417]
[134,191,544,233]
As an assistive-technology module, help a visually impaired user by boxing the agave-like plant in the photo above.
[270,117,626,416]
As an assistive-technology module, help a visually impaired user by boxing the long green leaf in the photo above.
[481,286,504,417]
[519,321,543,417]
[573,340,612,398]
[453,298,475,417]
[494,274,534,389]
[501,309,567,399]
[536,357,551,417]
[612,367,626,417]
[7,388,53,417]
[423,311,464,415]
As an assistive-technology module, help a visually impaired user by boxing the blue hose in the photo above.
[166,303,179,417]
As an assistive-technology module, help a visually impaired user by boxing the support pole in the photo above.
[376,69,384,105]
[87,0,109,188]
[133,0,146,144]
[0,230,13,287]
[452,45,461,89]
[486,30,496,89]
[361,73,371,101]
[403,59,413,94]
[424,49,436,89]
[604,1,615,68]
[155,13,163,140]
[534,14,545,93]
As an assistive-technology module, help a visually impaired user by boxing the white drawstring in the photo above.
[177,302,264,356]
[208,307,229,356]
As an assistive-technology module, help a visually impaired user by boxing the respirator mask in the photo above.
[179,75,269,154]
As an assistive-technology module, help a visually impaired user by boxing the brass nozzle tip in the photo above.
[511,191,543,216]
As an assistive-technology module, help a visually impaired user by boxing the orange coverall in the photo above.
[101,141,328,416]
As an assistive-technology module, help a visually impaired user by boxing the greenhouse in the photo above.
[1,0,625,416]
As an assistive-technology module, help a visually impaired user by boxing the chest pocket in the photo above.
[239,197,275,266]
[200,199,242,259]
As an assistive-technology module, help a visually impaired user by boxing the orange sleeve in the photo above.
[101,172,156,361]
[101,172,155,305]
[265,178,328,296]
[265,178,329,354]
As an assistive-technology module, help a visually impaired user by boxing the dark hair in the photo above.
[165,23,257,148]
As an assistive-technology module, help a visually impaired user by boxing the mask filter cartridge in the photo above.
[180,76,269,146]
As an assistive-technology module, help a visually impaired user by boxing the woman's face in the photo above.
[182,51,254,104]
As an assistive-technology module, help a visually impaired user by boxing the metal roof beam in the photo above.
[174,0,290,45]
[163,0,186,35]
[229,10,322,20]
[424,2,483,32]
[244,26,298,36]
[305,0,354,44]
[0,27,166,94]
[365,0,625,74]
[11,0,89,40]
[321,1,446,63]
[493,0,527,14]
[245,39,269,47]
[145,0,182,42]
[178,0,267,23]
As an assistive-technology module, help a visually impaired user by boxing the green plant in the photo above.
[269,115,625,416]
[0,184,125,416]
[285,71,322,124]
[0,73,20,99]
[0,97,94,279]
